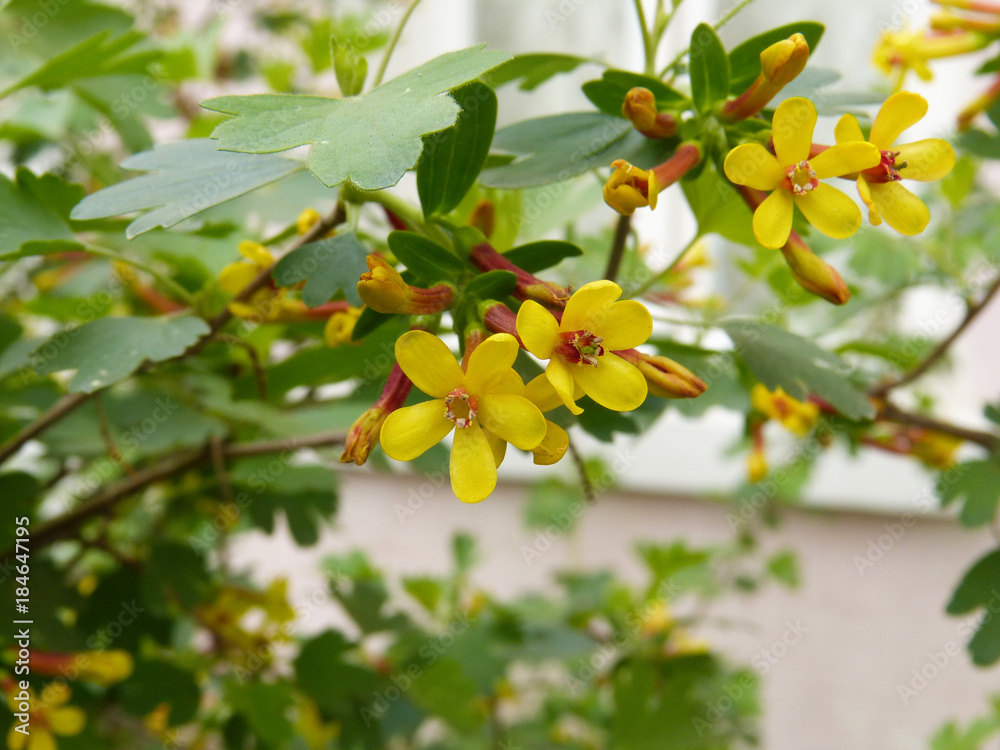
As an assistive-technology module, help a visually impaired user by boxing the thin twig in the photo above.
[878,402,999,453]
[216,334,268,400]
[0,431,347,559]
[371,0,427,88]
[604,214,632,283]
[568,439,598,504]
[872,273,1000,397]
[209,434,236,507]
[94,392,134,475]
[0,392,91,465]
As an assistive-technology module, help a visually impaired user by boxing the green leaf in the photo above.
[766,550,801,589]
[959,130,1000,160]
[463,270,517,301]
[70,139,303,238]
[30,315,210,393]
[689,23,729,114]
[408,658,483,732]
[582,69,687,117]
[728,22,825,92]
[387,231,465,281]
[484,53,593,91]
[402,577,444,613]
[351,306,395,342]
[224,681,294,747]
[232,462,339,546]
[141,543,211,611]
[680,167,757,246]
[453,532,478,573]
[121,661,201,725]
[941,156,977,208]
[295,630,381,709]
[203,45,511,190]
[273,232,368,307]
[481,112,674,189]
[417,81,498,216]
[524,478,583,532]
[332,37,368,97]
[0,473,40,544]
[723,319,875,420]
[939,461,1000,528]
[848,229,922,286]
[0,169,83,260]
[503,240,583,273]
[947,549,1000,665]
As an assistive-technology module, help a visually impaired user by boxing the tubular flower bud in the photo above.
[468,199,496,238]
[324,305,363,346]
[341,364,413,465]
[604,160,660,215]
[751,384,819,436]
[958,74,1000,130]
[469,242,570,307]
[480,300,521,342]
[721,33,810,120]
[932,0,1000,12]
[27,650,134,686]
[622,87,678,138]
[357,255,455,315]
[613,348,707,399]
[296,208,322,235]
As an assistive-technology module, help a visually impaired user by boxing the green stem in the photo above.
[659,0,759,78]
[362,190,451,247]
[633,233,701,296]
[86,245,197,306]
[371,0,428,89]
[632,0,656,75]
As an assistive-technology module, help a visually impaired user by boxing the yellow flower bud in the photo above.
[603,159,660,215]
[622,87,677,138]
[357,255,455,315]
[751,384,819,436]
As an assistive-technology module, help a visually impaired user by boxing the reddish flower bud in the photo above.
[357,255,455,315]
[622,87,678,139]
[341,363,413,465]
[469,242,569,308]
[613,348,707,399]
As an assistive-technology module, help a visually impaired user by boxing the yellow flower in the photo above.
[218,241,304,322]
[5,683,85,750]
[324,306,363,346]
[603,160,659,215]
[834,91,956,235]
[910,429,963,469]
[380,331,547,503]
[872,27,988,87]
[751,384,819,437]
[516,281,652,415]
[296,208,322,235]
[724,97,881,249]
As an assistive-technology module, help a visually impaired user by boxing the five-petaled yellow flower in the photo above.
[724,97,881,249]
[834,91,956,235]
[516,281,652,415]
[751,384,819,437]
[380,331,547,503]
[218,241,302,322]
[5,682,85,750]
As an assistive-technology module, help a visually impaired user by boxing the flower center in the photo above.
[444,388,478,429]
[555,330,605,366]
[784,160,818,195]
[867,149,906,183]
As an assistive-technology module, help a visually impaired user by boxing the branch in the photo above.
[0,203,346,467]
[872,272,1000,397]
[604,213,632,283]
[878,402,999,453]
[2,431,346,559]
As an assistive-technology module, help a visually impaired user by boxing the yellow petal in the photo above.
[8,725,27,750]
[516,300,560,359]
[571,352,647,412]
[533,421,570,465]
[870,91,927,149]
[380,400,453,461]
[834,113,865,144]
[27,730,55,750]
[895,139,956,182]
[868,181,930,235]
[546,358,583,415]
[857,176,882,225]
[561,280,622,333]
[465,334,519,395]
[810,142,880,179]
[218,262,259,295]
[794,183,863,239]
[49,707,86,736]
[238,240,274,267]
[395,331,465,398]
[723,144,785,190]
[772,97,816,165]
[478,394,546,450]
[450,422,497,503]
[596,300,653,350]
[752,189,795,249]
[525,373,565,412]
[484,429,507,467]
